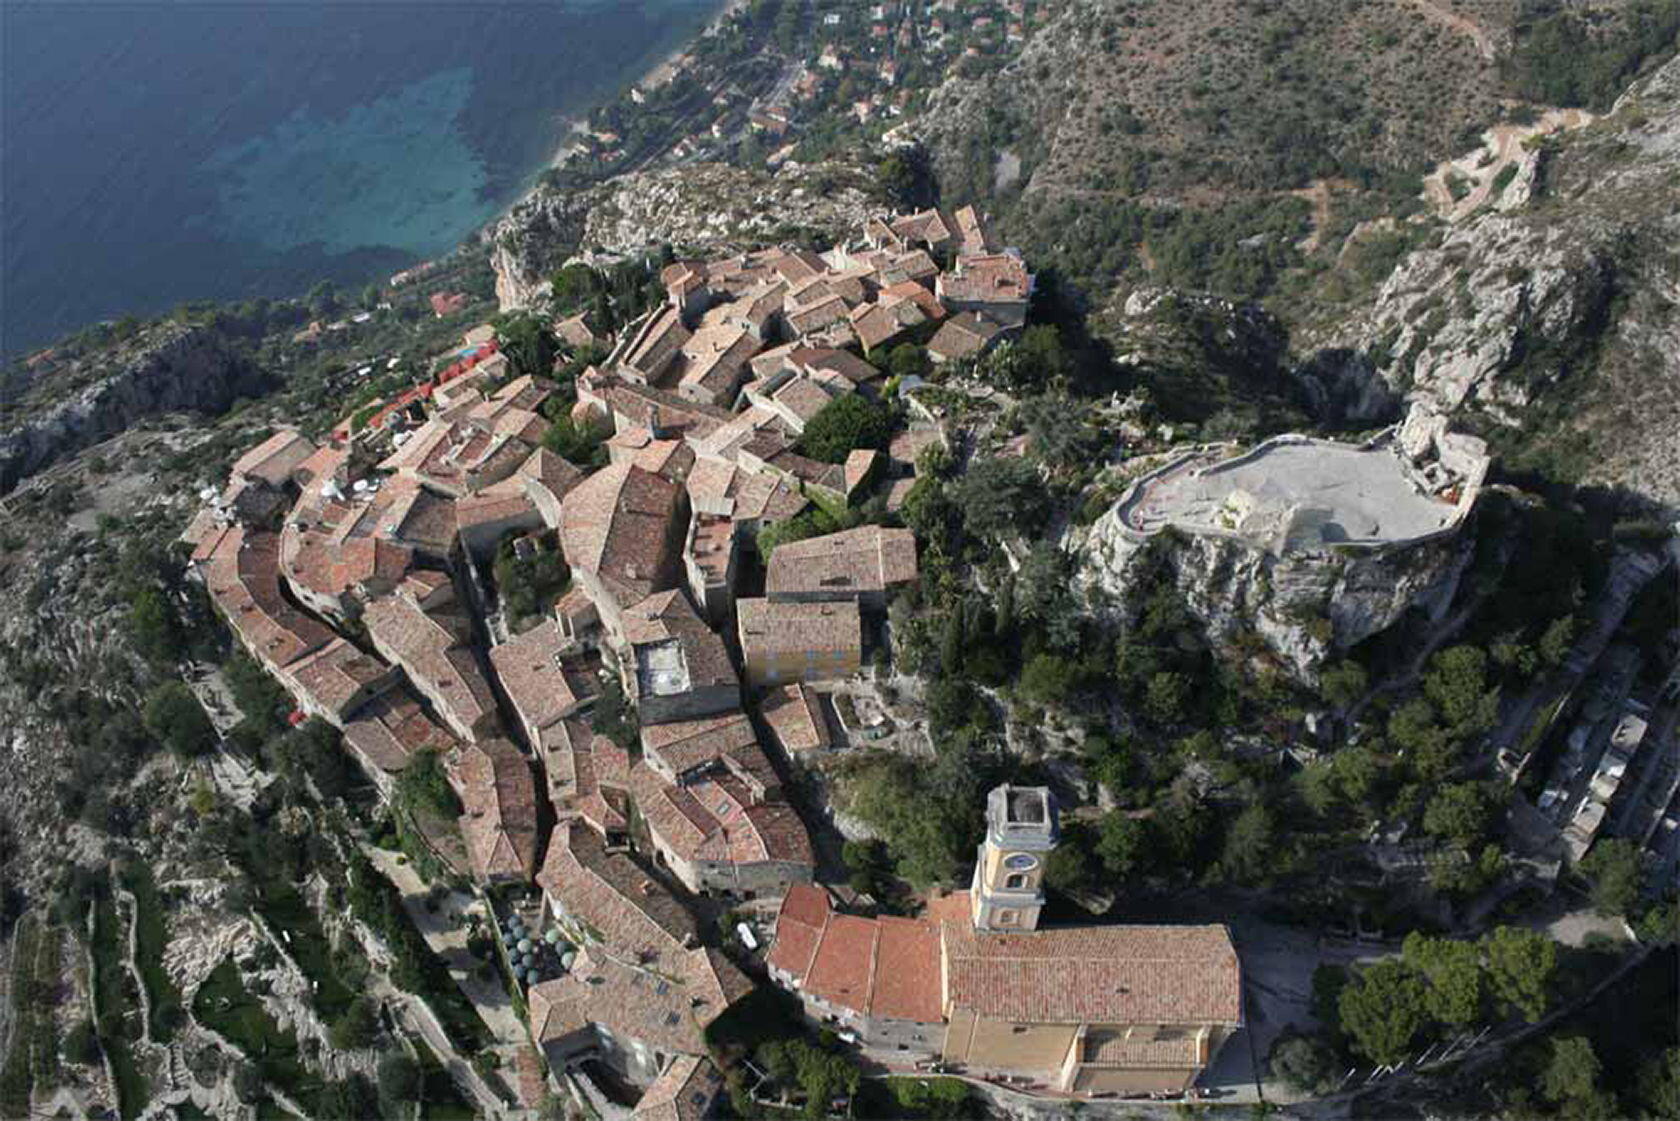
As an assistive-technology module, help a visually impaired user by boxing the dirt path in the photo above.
[1287,177,1359,252]
[1399,0,1495,61]
[1421,108,1595,221]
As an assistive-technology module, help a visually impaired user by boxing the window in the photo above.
[1005,873,1028,890]
[996,909,1018,926]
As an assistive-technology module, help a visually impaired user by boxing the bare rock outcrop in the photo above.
[485,160,878,312]
[1325,53,1680,508]
[0,323,266,495]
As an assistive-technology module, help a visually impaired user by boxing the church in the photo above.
[765,785,1243,1097]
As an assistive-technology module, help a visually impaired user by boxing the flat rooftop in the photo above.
[1119,438,1462,550]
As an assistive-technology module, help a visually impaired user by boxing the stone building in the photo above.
[766,785,1243,1097]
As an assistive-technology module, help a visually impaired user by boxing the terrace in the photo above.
[1115,434,1475,554]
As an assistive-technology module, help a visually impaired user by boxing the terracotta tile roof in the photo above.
[363,587,498,741]
[489,621,602,740]
[232,429,317,488]
[554,313,601,349]
[181,507,227,551]
[590,376,734,441]
[286,637,395,722]
[620,306,692,381]
[785,293,850,337]
[937,252,1032,306]
[631,764,812,869]
[880,278,945,319]
[889,208,956,249]
[640,709,758,781]
[804,914,880,1011]
[630,1055,724,1121]
[927,312,1004,362]
[738,598,861,661]
[537,820,697,966]
[939,922,1242,1026]
[455,738,540,881]
[765,525,917,600]
[844,449,878,495]
[738,431,845,495]
[887,427,946,469]
[848,300,925,352]
[545,718,630,835]
[527,945,748,1056]
[622,589,738,703]
[560,463,683,607]
[455,486,540,532]
[203,527,336,670]
[686,513,735,586]
[1079,1029,1205,1067]
[869,916,944,1022]
[953,204,999,255]
[342,688,458,776]
[760,684,830,754]
[732,471,808,524]
[789,347,881,386]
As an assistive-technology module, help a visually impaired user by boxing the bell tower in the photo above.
[970,785,1058,932]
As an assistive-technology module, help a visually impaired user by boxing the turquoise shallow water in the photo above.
[1,0,721,354]
[197,67,495,256]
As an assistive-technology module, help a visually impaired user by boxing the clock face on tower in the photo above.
[1003,853,1039,871]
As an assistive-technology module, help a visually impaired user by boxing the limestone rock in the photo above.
[485,160,877,313]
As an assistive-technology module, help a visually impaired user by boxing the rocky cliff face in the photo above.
[1080,514,1472,682]
[0,323,266,495]
[1321,54,1680,507]
[486,160,879,312]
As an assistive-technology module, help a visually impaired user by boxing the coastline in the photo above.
[545,0,748,169]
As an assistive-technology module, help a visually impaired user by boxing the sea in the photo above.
[0,0,725,355]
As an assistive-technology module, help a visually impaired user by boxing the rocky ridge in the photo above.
[486,160,878,311]
[1322,53,1680,507]
[0,323,267,496]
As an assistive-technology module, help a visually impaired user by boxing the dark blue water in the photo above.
[1,0,722,354]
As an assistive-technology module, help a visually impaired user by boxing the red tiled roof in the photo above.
[560,463,683,607]
[939,922,1242,1026]
[455,738,540,882]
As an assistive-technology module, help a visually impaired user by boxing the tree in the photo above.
[983,325,1070,392]
[796,393,893,464]
[541,412,611,467]
[377,1051,422,1113]
[329,996,380,1050]
[1020,394,1099,472]
[1019,653,1077,706]
[1320,661,1368,709]
[1221,803,1276,884]
[1269,1032,1340,1095]
[1144,671,1192,724]
[1422,645,1499,737]
[1540,1035,1602,1109]
[1401,933,1484,1027]
[1422,782,1499,847]
[1637,1047,1680,1121]
[1338,959,1428,1066]
[495,313,557,378]
[953,456,1052,539]
[886,343,930,381]
[1095,812,1151,877]
[1482,925,1557,1022]
[1579,837,1645,917]
[549,263,605,313]
[143,681,217,757]
[128,587,182,664]
[591,675,637,750]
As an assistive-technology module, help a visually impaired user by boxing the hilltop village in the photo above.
[177,210,1256,1113]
